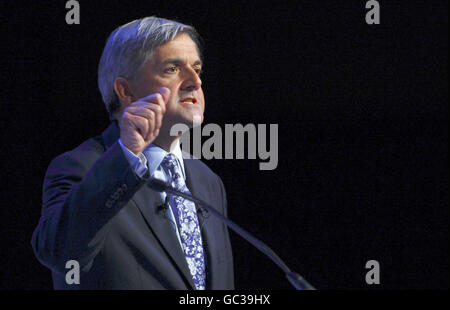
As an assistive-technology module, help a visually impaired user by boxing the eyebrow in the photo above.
[162,58,203,66]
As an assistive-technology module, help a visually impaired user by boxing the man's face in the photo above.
[128,33,205,133]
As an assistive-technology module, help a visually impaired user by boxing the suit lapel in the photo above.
[101,122,196,290]
[131,184,196,290]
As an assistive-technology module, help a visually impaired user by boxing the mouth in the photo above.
[179,97,198,105]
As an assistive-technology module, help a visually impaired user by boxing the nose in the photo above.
[181,67,202,92]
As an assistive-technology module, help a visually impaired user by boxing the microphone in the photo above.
[157,195,171,218]
[147,178,316,290]
[197,206,209,218]
[162,195,170,210]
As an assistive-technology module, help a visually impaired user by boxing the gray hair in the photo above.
[98,16,202,120]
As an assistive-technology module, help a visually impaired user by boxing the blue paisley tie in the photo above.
[161,153,206,290]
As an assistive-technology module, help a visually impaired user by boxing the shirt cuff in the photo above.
[118,139,148,178]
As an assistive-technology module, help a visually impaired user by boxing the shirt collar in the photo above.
[142,139,186,180]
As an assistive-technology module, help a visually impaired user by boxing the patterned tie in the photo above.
[161,153,206,290]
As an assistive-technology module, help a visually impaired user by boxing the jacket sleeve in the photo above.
[31,141,147,274]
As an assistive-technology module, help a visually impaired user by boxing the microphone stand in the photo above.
[148,178,316,290]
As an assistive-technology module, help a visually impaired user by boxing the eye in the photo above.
[165,66,178,73]
[194,67,203,76]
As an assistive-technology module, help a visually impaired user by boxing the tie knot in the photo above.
[162,153,184,189]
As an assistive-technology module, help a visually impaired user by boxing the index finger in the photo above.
[140,87,171,104]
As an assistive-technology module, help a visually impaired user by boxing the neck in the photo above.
[152,130,181,153]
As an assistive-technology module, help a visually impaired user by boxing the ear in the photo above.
[113,77,134,108]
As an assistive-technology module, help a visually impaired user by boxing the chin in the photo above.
[165,114,204,134]
[183,113,204,127]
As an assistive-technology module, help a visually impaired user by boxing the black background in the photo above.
[0,0,448,289]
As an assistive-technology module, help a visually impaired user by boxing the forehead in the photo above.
[151,33,201,64]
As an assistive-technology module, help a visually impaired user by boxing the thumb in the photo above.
[158,87,171,103]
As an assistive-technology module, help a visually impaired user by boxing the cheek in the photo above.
[165,94,182,116]
[166,82,181,102]
[164,99,177,115]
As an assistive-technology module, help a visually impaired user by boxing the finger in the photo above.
[139,88,169,105]
[153,105,163,134]
[145,110,155,141]
[126,105,162,137]
[158,87,171,103]
[137,87,170,110]
[128,101,165,115]
[126,105,158,119]
[124,112,149,140]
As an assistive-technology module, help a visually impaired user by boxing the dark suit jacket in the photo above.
[31,121,234,289]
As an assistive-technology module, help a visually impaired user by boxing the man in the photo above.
[31,16,234,290]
